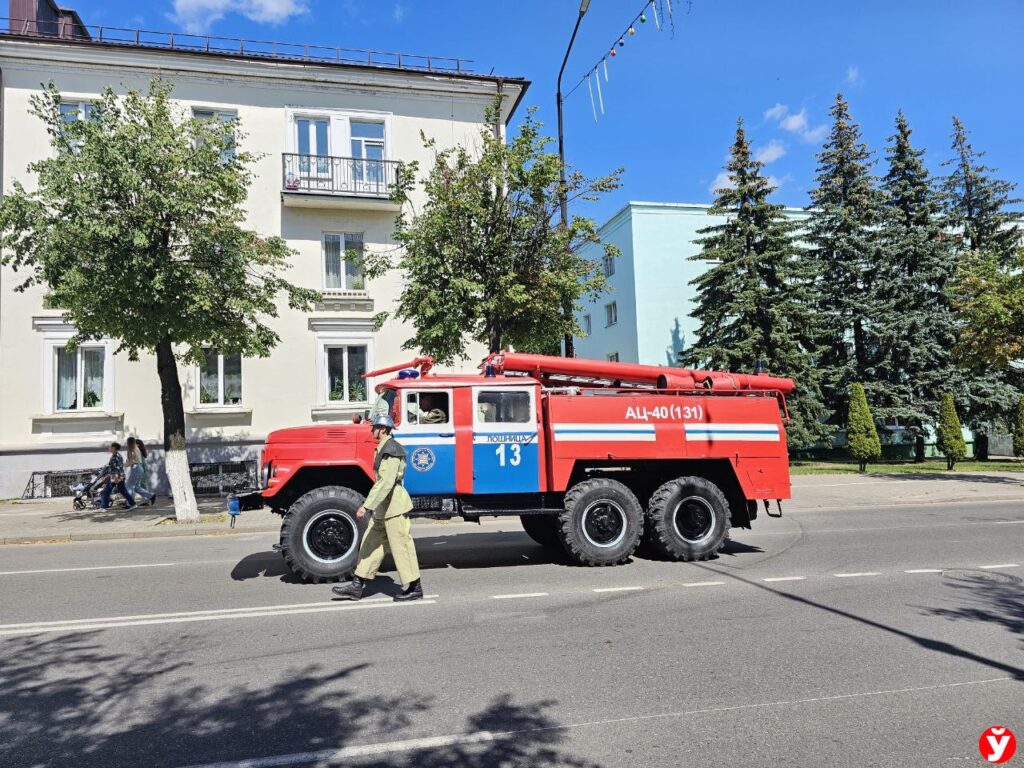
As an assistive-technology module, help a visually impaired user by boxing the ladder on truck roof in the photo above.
[484,352,796,395]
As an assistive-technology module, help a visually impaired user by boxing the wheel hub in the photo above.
[305,513,356,562]
[582,501,627,548]
[673,496,715,543]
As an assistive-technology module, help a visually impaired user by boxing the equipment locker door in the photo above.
[396,389,456,495]
[472,387,540,494]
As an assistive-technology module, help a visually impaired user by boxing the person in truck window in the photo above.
[99,441,136,511]
[332,413,423,602]
[407,391,448,425]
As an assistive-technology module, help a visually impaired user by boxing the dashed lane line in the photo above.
[592,586,645,593]
[176,676,1013,768]
[762,576,806,582]
[977,563,1019,570]
[0,562,179,576]
[683,581,725,587]
[491,592,549,600]
[904,569,944,574]
[834,572,882,578]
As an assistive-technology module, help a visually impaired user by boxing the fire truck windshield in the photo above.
[369,388,397,419]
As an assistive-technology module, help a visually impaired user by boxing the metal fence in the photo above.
[22,461,257,498]
[282,154,399,198]
[22,469,96,499]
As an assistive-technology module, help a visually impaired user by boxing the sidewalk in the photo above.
[1,470,1022,545]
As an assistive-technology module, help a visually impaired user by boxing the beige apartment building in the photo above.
[0,4,528,497]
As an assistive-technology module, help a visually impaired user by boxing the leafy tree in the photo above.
[871,111,959,460]
[936,392,967,470]
[681,119,829,448]
[951,249,1024,369]
[942,116,1021,263]
[846,383,881,472]
[804,94,882,421]
[1013,395,1024,459]
[363,103,620,365]
[0,80,317,520]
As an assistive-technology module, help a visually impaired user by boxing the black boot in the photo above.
[332,575,364,601]
[393,578,423,602]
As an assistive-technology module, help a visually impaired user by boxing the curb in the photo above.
[1,525,280,545]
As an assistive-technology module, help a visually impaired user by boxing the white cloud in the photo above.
[845,66,863,86]
[755,139,786,164]
[393,2,407,21]
[779,108,808,134]
[170,0,307,34]
[802,123,829,143]
[709,171,735,195]
[764,103,788,121]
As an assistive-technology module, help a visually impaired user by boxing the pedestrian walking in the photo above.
[125,437,157,506]
[99,441,135,510]
[332,414,423,602]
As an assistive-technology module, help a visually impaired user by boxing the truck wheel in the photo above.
[558,479,643,566]
[646,476,730,561]
[520,515,562,551]
[280,486,366,583]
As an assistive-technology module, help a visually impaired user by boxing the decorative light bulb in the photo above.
[628,26,636,35]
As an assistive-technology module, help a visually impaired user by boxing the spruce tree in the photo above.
[936,392,967,470]
[681,119,829,448]
[846,383,881,472]
[941,117,1023,456]
[871,111,959,460]
[1013,395,1024,459]
[942,116,1021,263]
[805,94,881,423]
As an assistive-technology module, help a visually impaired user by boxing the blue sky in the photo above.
[69,0,1024,225]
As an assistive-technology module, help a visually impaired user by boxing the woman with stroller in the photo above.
[125,436,157,506]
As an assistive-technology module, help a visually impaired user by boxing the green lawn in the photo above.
[790,458,1024,475]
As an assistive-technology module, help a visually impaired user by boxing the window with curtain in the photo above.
[199,350,242,406]
[326,345,368,403]
[324,233,365,291]
[55,345,104,411]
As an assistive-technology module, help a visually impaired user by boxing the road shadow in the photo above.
[0,632,603,768]
[865,471,1023,485]
[921,570,1024,648]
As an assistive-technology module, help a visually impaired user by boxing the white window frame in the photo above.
[34,319,115,415]
[311,319,375,408]
[323,345,371,405]
[472,386,537,429]
[192,107,238,160]
[402,389,455,430]
[582,314,592,336]
[59,99,94,152]
[605,301,618,327]
[285,108,394,162]
[603,254,615,277]
[322,231,366,292]
[196,351,243,408]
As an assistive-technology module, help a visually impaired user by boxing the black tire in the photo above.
[557,478,643,566]
[280,486,366,583]
[646,476,730,561]
[520,515,562,551]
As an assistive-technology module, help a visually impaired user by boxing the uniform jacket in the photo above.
[364,437,413,520]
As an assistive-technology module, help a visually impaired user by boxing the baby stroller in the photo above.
[71,468,120,510]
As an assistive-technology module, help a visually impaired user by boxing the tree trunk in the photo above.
[914,434,925,463]
[859,460,866,473]
[974,432,989,462]
[156,335,199,522]
[487,318,502,355]
[947,456,955,471]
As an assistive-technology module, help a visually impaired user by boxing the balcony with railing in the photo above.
[281,154,401,210]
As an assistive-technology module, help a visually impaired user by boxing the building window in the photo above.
[59,101,95,150]
[605,302,618,327]
[582,314,592,336]
[350,120,385,183]
[193,108,237,161]
[607,352,620,363]
[326,345,368,403]
[55,345,104,411]
[198,351,242,406]
[324,233,365,291]
[603,254,615,277]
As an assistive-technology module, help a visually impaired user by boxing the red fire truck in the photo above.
[234,353,794,583]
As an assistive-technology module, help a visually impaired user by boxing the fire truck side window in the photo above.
[406,391,450,425]
[477,391,531,423]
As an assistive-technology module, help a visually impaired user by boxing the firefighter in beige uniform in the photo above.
[332,414,423,602]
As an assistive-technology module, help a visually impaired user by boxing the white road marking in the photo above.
[993,520,1024,524]
[834,572,882,578]
[0,562,178,576]
[683,581,725,587]
[761,576,806,582]
[593,586,645,593]
[0,600,437,636]
[904,569,943,574]
[491,592,549,600]
[978,563,1019,569]
[177,677,1012,768]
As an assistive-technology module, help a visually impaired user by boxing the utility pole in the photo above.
[557,0,591,358]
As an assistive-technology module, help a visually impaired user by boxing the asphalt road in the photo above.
[0,490,1022,767]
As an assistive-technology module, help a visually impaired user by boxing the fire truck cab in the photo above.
[241,353,794,583]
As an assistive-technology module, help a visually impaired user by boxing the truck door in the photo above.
[472,387,540,495]
[396,388,456,496]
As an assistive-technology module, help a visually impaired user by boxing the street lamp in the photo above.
[557,0,590,358]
